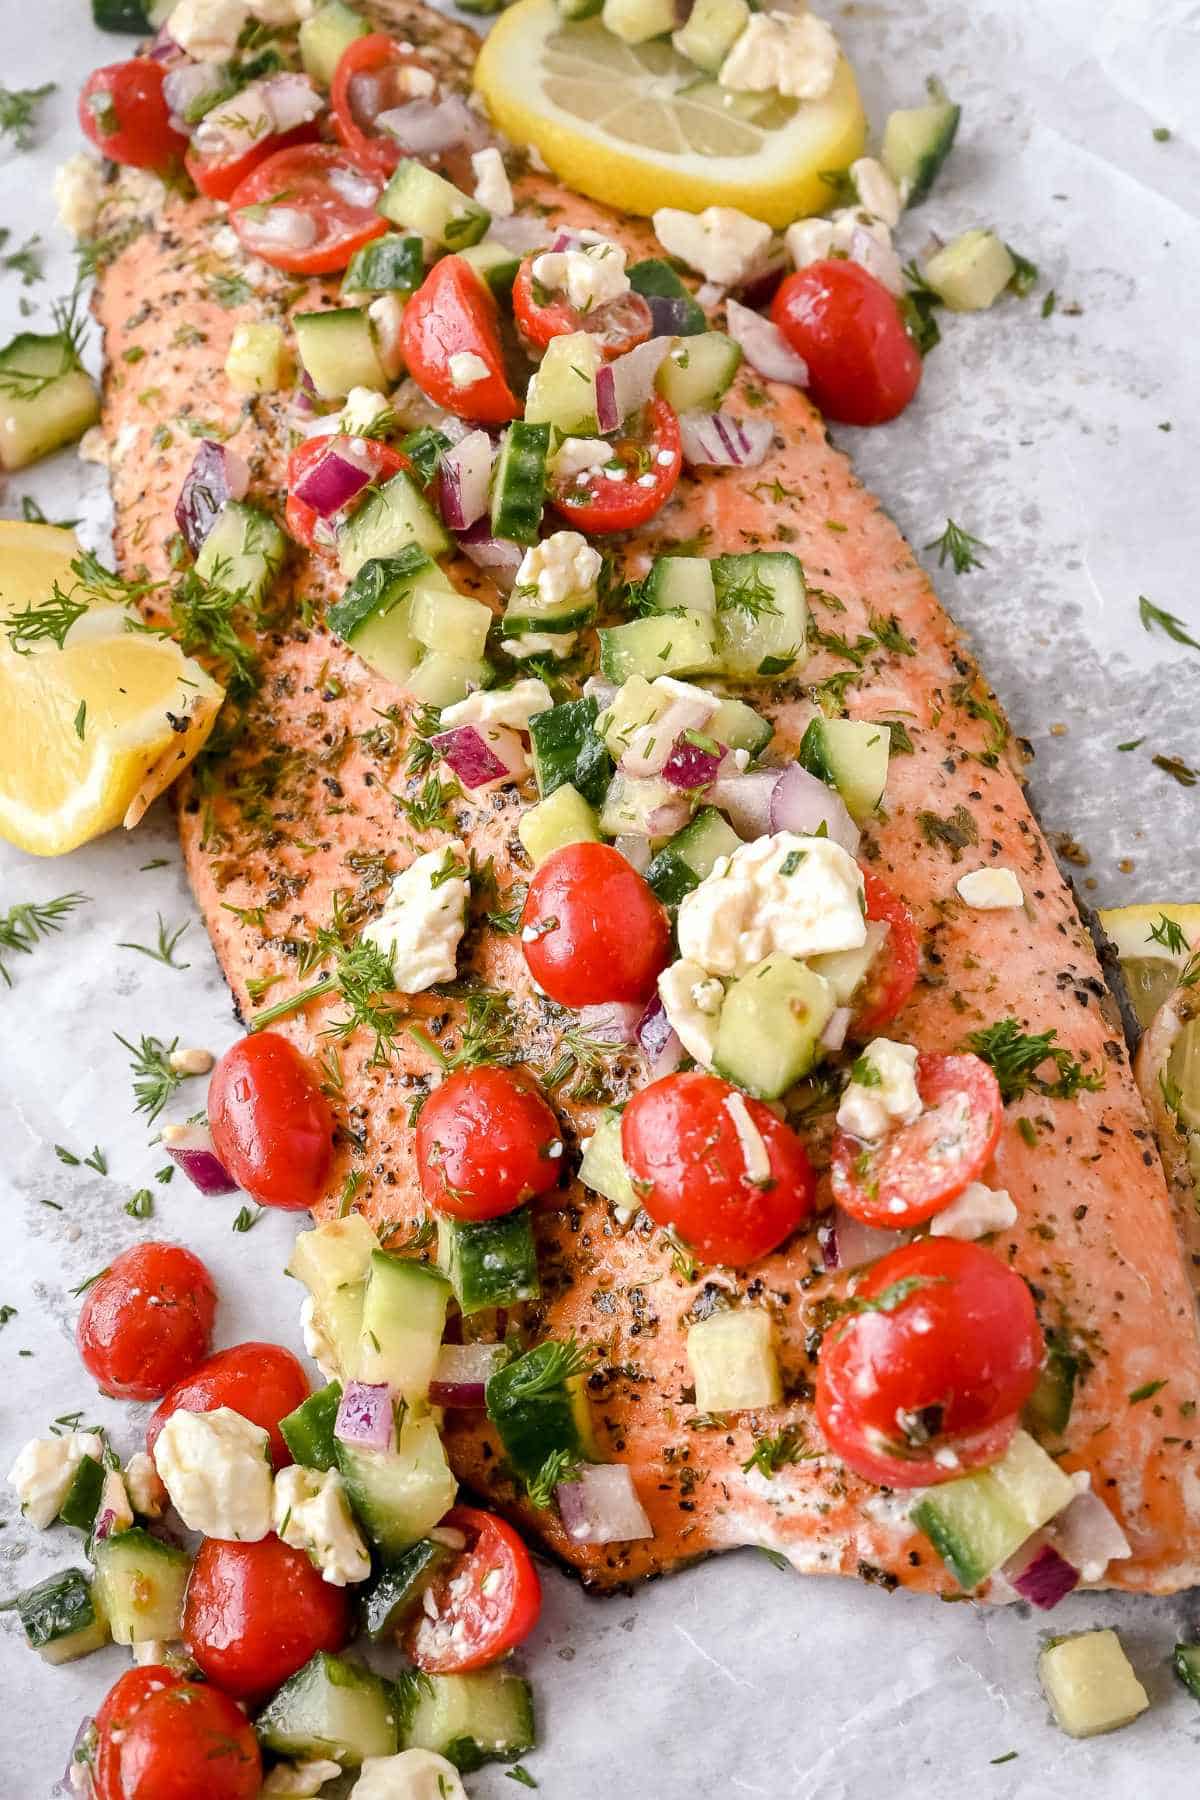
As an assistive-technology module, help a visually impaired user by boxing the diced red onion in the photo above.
[644,293,703,336]
[594,362,620,435]
[92,1508,118,1544]
[437,429,496,531]
[556,1463,653,1543]
[174,439,250,555]
[725,298,809,387]
[160,1122,240,1196]
[488,214,555,254]
[193,74,322,161]
[264,73,325,135]
[431,723,527,789]
[820,1006,853,1053]
[377,97,472,156]
[636,996,685,1079]
[660,734,725,790]
[1004,1540,1080,1610]
[578,1001,643,1046]
[819,1208,906,1272]
[163,62,226,131]
[708,768,781,839]
[430,1342,508,1408]
[607,334,675,421]
[679,410,774,469]
[335,1381,395,1453]
[1051,1485,1131,1580]
[148,25,185,63]
[456,519,523,590]
[613,833,651,874]
[550,230,586,253]
[238,206,318,253]
[768,763,861,856]
[292,438,376,518]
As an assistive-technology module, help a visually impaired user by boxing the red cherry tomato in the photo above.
[512,257,653,359]
[549,395,681,533]
[76,1243,216,1402]
[399,255,520,424]
[79,58,188,173]
[831,1051,1004,1229]
[146,1341,309,1470]
[520,841,670,1010]
[209,1032,335,1212]
[408,1505,542,1673]
[186,121,320,204]
[851,867,920,1038]
[331,33,440,178]
[815,1237,1043,1488]
[621,1070,816,1266]
[93,1665,260,1800]
[285,434,411,552]
[183,1536,351,1701]
[771,260,922,426]
[416,1066,563,1219]
[228,143,387,275]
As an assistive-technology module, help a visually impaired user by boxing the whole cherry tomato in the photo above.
[621,1070,816,1266]
[408,1506,542,1674]
[815,1237,1043,1488]
[228,143,387,276]
[772,260,922,426]
[208,1032,334,1212]
[331,33,440,178]
[851,867,920,1038]
[520,841,670,1010]
[76,1243,216,1401]
[399,255,520,424]
[92,1665,260,1800]
[512,256,653,359]
[549,395,681,534]
[79,58,188,173]
[183,1535,351,1701]
[285,434,411,552]
[146,1341,309,1469]
[416,1066,563,1219]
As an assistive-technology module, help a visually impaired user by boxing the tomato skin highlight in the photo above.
[520,841,671,1010]
[815,1237,1043,1489]
[208,1032,335,1212]
[409,1505,542,1674]
[183,1535,351,1702]
[621,1070,816,1266]
[512,257,653,358]
[228,142,387,275]
[399,255,520,424]
[416,1066,563,1219]
[79,58,188,173]
[771,260,922,426]
[185,122,319,203]
[549,395,681,534]
[76,1243,217,1402]
[146,1341,309,1470]
[93,1666,261,1800]
[830,1051,1004,1228]
[285,436,411,552]
[331,33,439,178]
[852,868,919,1038]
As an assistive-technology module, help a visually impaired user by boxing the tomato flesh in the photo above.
[408,1506,542,1674]
[285,435,410,553]
[331,34,440,178]
[228,142,387,275]
[93,1666,260,1800]
[76,1242,216,1401]
[186,122,319,204]
[520,841,670,1010]
[146,1341,309,1469]
[208,1032,335,1212]
[512,257,653,358]
[852,867,920,1038]
[416,1065,563,1219]
[831,1051,1004,1228]
[549,395,681,533]
[183,1535,351,1701]
[399,254,520,424]
[79,58,188,173]
[772,260,922,426]
[621,1070,816,1266]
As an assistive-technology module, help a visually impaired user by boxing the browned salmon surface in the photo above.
[92,0,1200,1598]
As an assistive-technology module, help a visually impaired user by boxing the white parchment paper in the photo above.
[1,0,1199,1792]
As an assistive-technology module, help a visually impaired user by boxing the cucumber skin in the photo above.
[361,1539,455,1640]
[529,698,614,807]
[490,421,550,546]
[438,1210,541,1315]
[17,1567,103,1654]
[58,1454,105,1533]
[281,1382,344,1471]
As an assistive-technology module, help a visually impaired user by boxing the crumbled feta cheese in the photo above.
[440,677,553,734]
[516,530,602,609]
[783,216,835,269]
[166,0,249,61]
[262,1761,344,1797]
[212,223,243,262]
[340,387,392,435]
[7,1433,104,1530]
[152,1407,273,1541]
[828,207,904,293]
[501,631,578,660]
[118,167,167,215]
[531,238,630,313]
[723,1091,772,1185]
[367,293,406,381]
[930,1180,1018,1240]
[448,350,492,389]
[956,866,1025,910]
[836,1037,922,1142]
[273,1465,372,1587]
[550,436,612,481]
[658,958,723,1067]
[719,10,838,98]
[54,154,105,240]
[677,832,866,979]
[850,156,902,228]
[393,64,436,98]
[246,0,318,23]
[300,1295,339,1382]
[361,844,469,994]
[652,205,773,290]
[124,1451,168,1519]
[471,147,513,218]
[99,1468,134,1535]
[350,1750,467,1800]
[168,1045,214,1076]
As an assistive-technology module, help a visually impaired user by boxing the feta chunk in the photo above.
[930,1180,1018,1240]
[152,1406,273,1541]
[54,154,104,240]
[273,1465,371,1586]
[7,1432,104,1530]
[351,1750,467,1800]
[652,205,773,290]
[262,1761,344,1797]
[471,147,513,218]
[658,958,723,1067]
[515,530,602,608]
[783,216,835,269]
[956,866,1025,910]
[440,677,553,734]
[531,238,630,312]
[718,11,839,100]
[550,436,612,481]
[723,1091,772,1185]
[361,844,469,994]
[246,0,319,22]
[836,1037,922,1142]
[300,1294,340,1382]
[341,387,392,436]
[165,0,249,62]
[367,293,406,382]
[501,630,578,661]
[448,349,492,389]
[677,832,866,979]
[850,156,902,229]
[785,207,903,294]
[124,1451,168,1520]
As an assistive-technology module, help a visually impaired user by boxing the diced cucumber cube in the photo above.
[336,1413,457,1559]
[643,555,716,614]
[339,472,451,578]
[328,549,444,687]
[1174,1642,1200,1703]
[922,229,1016,312]
[713,954,835,1098]
[92,1528,191,1645]
[0,331,99,471]
[459,239,521,301]
[578,1110,640,1218]
[195,500,285,607]
[524,332,602,436]
[299,0,370,86]
[706,695,772,761]
[809,921,888,1006]
[288,1213,380,1303]
[599,610,719,682]
[529,697,613,806]
[357,1252,451,1401]
[361,1539,455,1639]
[343,232,425,296]
[410,586,493,662]
[16,1567,110,1665]
[225,321,289,393]
[280,1382,343,1471]
[881,81,960,207]
[646,805,741,906]
[407,651,493,708]
[1039,1631,1149,1739]
[910,1428,1075,1590]
[256,1652,399,1765]
[1023,1344,1078,1439]
[438,1209,541,1315]
[294,308,387,398]
[672,0,749,72]
[58,1454,106,1534]
[687,1309,781,1411]
[378,162,489,251]
[486,1343,597,1483]
[655,332,742,413]
[403,1670,535,1772]
[628,258,707,335]
[518,782,601,865]
[490,421,549,547]
[798,717,891,822]
[712,551,807,679]
[598,771,678,838]
[602,0,675,45]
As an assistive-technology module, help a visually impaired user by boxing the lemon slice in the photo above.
[1098,903,1200,1029]
[474,0,866,227]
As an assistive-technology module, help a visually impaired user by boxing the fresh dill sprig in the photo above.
[0,82,55,151]
[2,231,44,286]
[3,585,88,654]
[233,1204,266,1232]
[867,611,916,656]
[924,518,988,575]
[398,773,460,833]
[133,561,262,700]
[716,567,780,619]
[544,1024,618,1102]
[0,287,88,399]
[404,703,444,777]
[966,1019,1104,1104]
[117,914,191,970]
[526,1447,581,1510]
[741,1427,814,1478]
[250,914,405,1068]
[1138,594,1200,653]
[113,1032,187,1122]
[0,892,89,986]
[1148,913,1189,957]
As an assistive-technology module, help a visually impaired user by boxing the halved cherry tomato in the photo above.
[228,143,387,275]
[79,58,188,173]
[93,1665,260,1800]
[831,1051,1003,1228]
[815,1237,1043,1488]
[408,1505,542,1673]
[285,434,411,552]
[183,1535,351,1701]
[208,1032,335,1212]
[771,259,922,427]
[512,257,653,359]
[399,254,520,424]
[146,1341,309,1469]
[549,395,681,533]
[186,123,320,204]
[622,1070,816,1266]
[331,33,439,178]
[852,867,920,1038]
[416,1066,563,1219]
[520,841,670,1009]
[76,1243,216,1401]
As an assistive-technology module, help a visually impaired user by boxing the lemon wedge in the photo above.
[1098,903,1200,1029]
[0,521,225,857]
[474,0,866,228]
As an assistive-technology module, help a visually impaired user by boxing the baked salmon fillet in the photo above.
[91,0,1200,1600]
